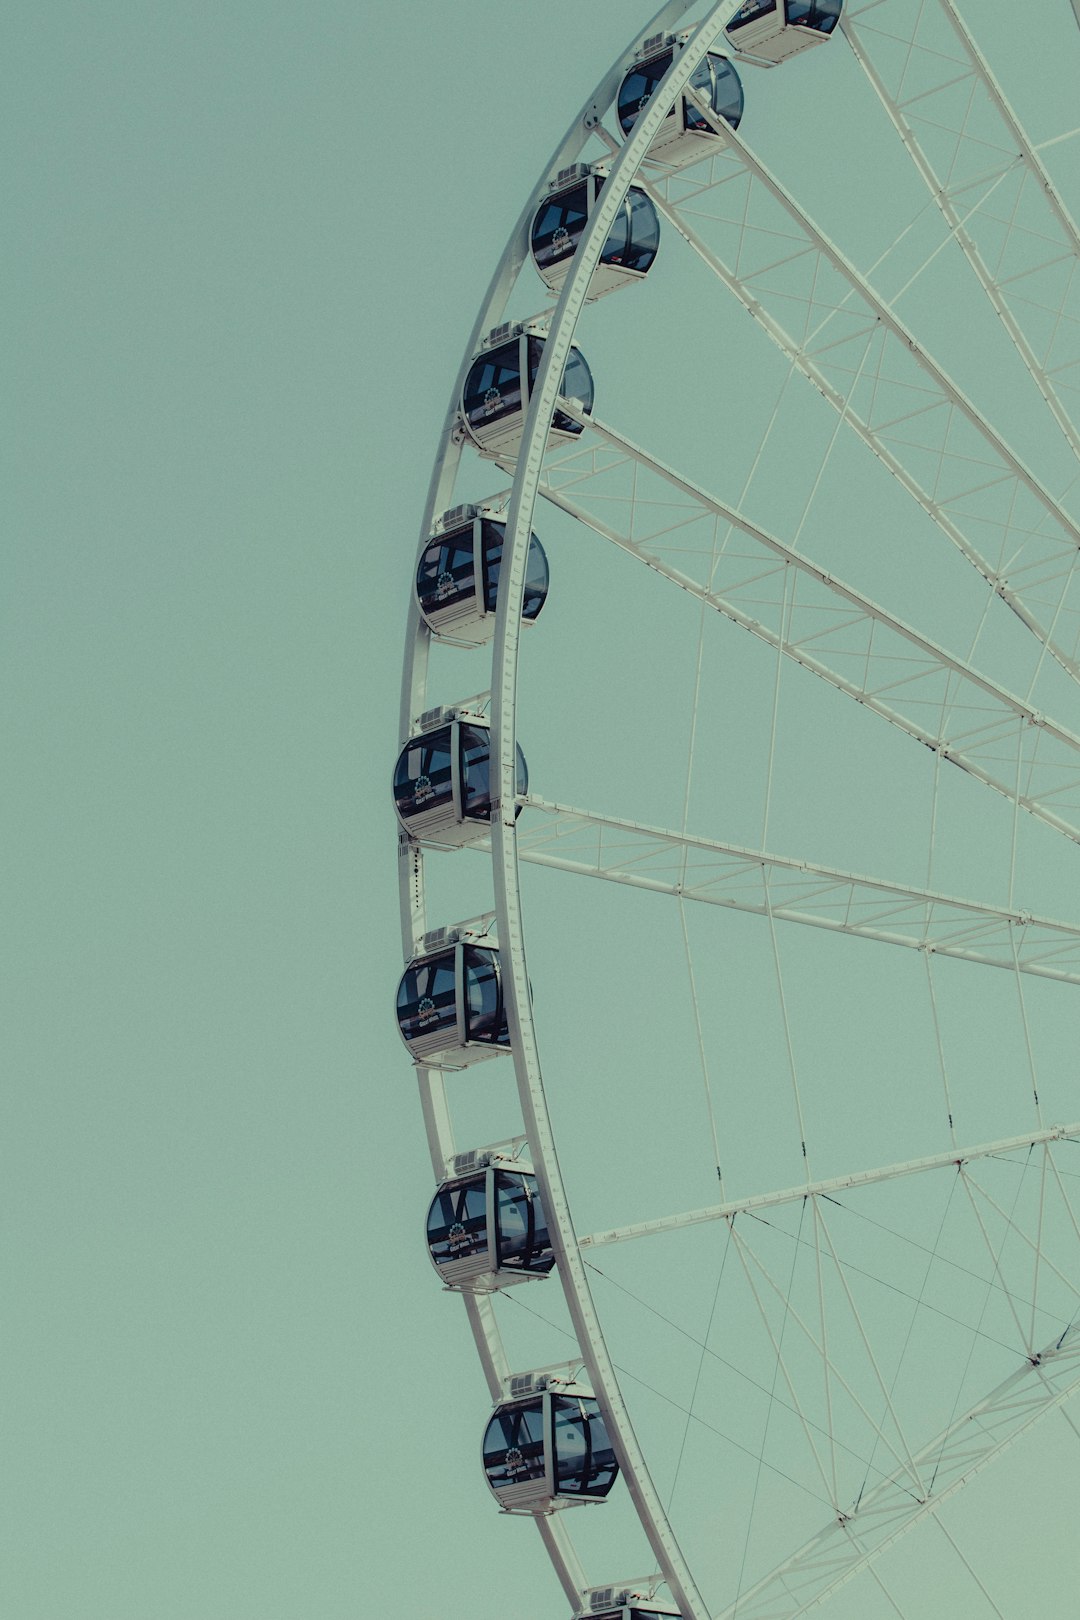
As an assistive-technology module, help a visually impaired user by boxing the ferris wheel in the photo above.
[395,4,1080,1616]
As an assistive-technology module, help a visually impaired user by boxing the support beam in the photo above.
[580,1123,1080,1248]
[542,409,1080,843]
[844,0,1080,460]
[715,1324,1080,1619]
[643,90,1080,680]
[502,797,1080,983]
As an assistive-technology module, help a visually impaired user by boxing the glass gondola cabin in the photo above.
[531,164,660,300]
[617,32,743,168]
[426,1158,554,1289]
[461,323,594,457]
[726,0,842,63]
[396,940,509,1067]
[393,714,527,847]
[482,1381,618,1513]
[415,504,549,644]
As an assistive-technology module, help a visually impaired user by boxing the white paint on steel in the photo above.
[508,797,1080,984]
[490,12,751,1618]
[844,0,1080,460]
[538,407,1080,844]
[715,1323,1080,1620]
[643,100,1080,679]
[396,5,697,1606]
[580,1122,1080,1248]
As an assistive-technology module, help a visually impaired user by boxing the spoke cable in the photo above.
[929,1155,1034,1490]
[747,1205,1041,1359]
[732,1203,808,1614]
[584,1252,915,1487]
[856,1170,958,1508]
[665,1223,730,1515]
[503,1286,835,1512]
[935,1516,1007,1620]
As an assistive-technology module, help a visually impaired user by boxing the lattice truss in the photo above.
[577,1140,1080,1620]
[407,8,1080,1617]
[843,0,1080,459]
[501,798,1080,983]
[527,414,1080,843]
[720,1151,1080,1619]
[607,104,1080,677]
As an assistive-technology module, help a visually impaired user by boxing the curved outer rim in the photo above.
[401,6,748,1613]
[488,7,749,1618]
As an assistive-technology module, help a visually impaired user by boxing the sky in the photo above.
[6,3,1080,1618]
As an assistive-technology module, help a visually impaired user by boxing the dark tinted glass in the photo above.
[393,726,454,821]
[494,1172,555,1273]
[458,727,528,820]
[552,1396,619,1497]
[531,181,590,270]
[555,347,593,434]
[463,339,523,430]
[416,525,476,614]
[728,0,779,26]
[710,55,744,129]
[683,54,743,132]
[462,946,508,1045]
[482,1401,546,1491]
[522,535,550,619]
[427,1177,489,1268]
[617,48,675,135]
[524,338,592,437]
[396,951,458,1046]
[459,725,493,819]
[786,0,842,29]
[601,187,661,274]
[480,523,549,621]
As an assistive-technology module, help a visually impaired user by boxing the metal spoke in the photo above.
[502,797,1080,982]
[714,1324,1080,1620]
[580,1125,1080,1250]
[640,100,1080,678]
[542,411,1080,843]
[844,0,1080,460]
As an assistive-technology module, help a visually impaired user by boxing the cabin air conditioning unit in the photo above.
[451,1149,486,1177]
[437,502,474,531]
[421,911,497,957]
[509,1372,550,1399]
[417,705,449,732]
[553,162,590,190]
[590,1591,618,1612]
[484,320,516,349]
[641,30,669,53]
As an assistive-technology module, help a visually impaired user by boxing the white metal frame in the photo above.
[398,5,700,1606]
[843,0,1080,461]
[636,94,1080,679]
[399,4,1080,1615]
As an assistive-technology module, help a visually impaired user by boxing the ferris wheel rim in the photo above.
[488,11,757,1616]
[399,5,1080,1615]
[397,4,702,1610]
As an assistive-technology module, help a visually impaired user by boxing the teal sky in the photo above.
[7,4,1080,1618]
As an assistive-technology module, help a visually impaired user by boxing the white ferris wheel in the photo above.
[395,4,1080,1616]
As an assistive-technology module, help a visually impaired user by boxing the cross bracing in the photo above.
[402,8,1080,1617]
[633,104,1080,679]
[583,1141,1080,1617]
[534,412,1080,843]
[503,796,1080,983]
[580,1124,1080,1249]
[712,1323,1080,1620]
[843,0,1080,460]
